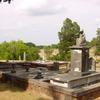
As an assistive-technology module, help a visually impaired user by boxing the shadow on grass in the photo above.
[0,72,29,92]
[0,82,25,92]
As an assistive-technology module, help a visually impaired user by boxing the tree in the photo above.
[25,42,36,47]
[90,28,100,55]
[0,40,40,61]
[96,28,100,55]
[97,28,100,36]
[89,38,97,47]
[58,18,80,60]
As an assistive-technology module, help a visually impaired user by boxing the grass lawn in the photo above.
[0,82,52,100]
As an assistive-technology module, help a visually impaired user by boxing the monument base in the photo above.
[50,72,100,88]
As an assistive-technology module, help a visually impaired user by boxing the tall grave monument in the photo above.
[70,31,91,75]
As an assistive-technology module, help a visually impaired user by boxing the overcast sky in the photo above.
[0,0,100,45]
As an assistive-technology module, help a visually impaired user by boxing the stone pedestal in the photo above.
[70,46,90,75]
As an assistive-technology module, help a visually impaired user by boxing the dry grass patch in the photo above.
[0,82,52,100]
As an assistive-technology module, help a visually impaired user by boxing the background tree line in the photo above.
[0,18,99,61]
[0,40,40,61]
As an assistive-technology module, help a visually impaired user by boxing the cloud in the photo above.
[95,18,100,23]
[15,0,47,9]
[28,5,65,16]
[15,0,66,16]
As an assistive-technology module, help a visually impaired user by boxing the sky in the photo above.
[0,0,100,45]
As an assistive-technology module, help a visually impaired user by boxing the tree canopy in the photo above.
[0,40,40,61]
[58,18,80,60]
[96,28,100,55]
[89,28,100,55]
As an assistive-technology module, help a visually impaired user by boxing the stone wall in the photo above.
[0,61,70,71]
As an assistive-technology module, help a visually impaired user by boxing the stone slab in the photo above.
[51,72,100,88]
